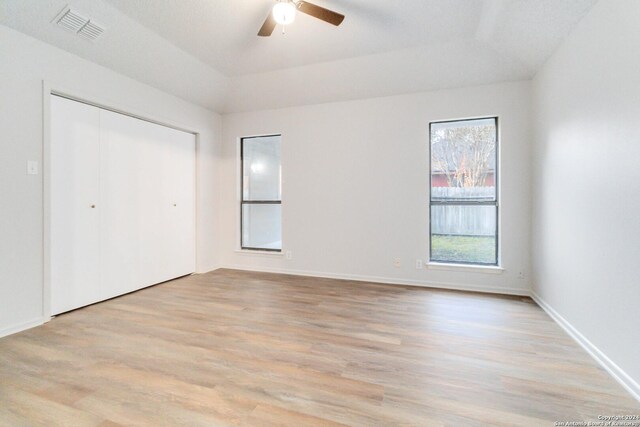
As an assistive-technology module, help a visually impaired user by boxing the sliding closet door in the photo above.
[158,126,196,281]
[99,110,196,298]
[51,97,196,312]
[137,121,174,286]
[99,110,147,298]
[133,120,195,286]
[50,96,102,314]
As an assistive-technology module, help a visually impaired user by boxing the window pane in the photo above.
[430,205,497,264]
[431,118,496,201]
[243,135,281,201]
[242,204,281,250]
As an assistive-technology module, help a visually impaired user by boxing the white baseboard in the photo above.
[0,317,46,339]
[219,264,531,296]
[195,266,221,275]
[531,292,640,403]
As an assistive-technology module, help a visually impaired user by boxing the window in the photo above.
[241,135,282,251]
[429,118,498,265]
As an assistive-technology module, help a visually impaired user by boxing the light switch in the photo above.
[27,160,39,175]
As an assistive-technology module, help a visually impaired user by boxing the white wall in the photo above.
[532,0,640,397]
[220,81,532,295]
[0,25,221,336]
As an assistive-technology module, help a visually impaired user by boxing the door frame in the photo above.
[42,81,201,320]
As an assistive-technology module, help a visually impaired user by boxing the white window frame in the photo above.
[239,134,282,253]
[428,117,500,267]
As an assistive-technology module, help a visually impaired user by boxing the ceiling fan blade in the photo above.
[297,1,344,26]
[258,12,276,36]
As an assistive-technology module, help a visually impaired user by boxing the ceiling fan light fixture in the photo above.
[258,0,343,37]
[272,1,296,25]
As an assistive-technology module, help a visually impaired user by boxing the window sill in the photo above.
[234,249,283,257]
[426,262,504,274]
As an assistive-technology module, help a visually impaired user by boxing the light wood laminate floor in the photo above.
[0,269,638,426]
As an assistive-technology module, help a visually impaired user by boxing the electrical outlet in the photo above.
[393,258,401,268]
[415,259,423,269]
[285,251,292,260]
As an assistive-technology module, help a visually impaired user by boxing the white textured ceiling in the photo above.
[104,0,484,76]
[0,0,598,113]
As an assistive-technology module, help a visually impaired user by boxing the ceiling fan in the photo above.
[258,0,345,37]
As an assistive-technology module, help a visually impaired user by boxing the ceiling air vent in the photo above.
[56,9,87,32]
[53,7,105,41]
[78,21,105,40]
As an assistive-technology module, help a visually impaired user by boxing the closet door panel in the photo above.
[99,110,147,298]
[162,127,196,280]
[50,96,101,315]
[139,125,195,285]
[138,123,177,286]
